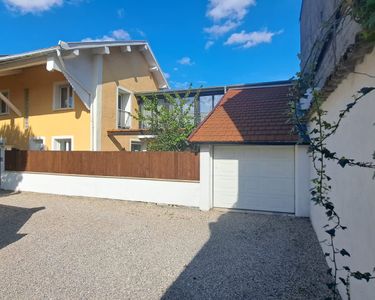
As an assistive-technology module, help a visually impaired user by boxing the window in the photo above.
[214,94,224,106]
[0,91,9,115]
[52,137,73,151]
[29,137,45,151]
[117,89,131,129]
[54,83,74,110]
[131,141,142,152]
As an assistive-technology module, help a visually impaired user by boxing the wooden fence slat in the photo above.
[4,150,200,181]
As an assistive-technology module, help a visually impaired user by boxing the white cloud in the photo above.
[173,67,178,71]
[203,0,255,50]
[136,29,146,37]
[111,29,130,40]
[204,20,240,37]
[82,29,131,42]
[3,0,63,13]
[205,40,215,50]
[225,29,282,48]
[164,72,170,80]
[117,8,125,18]
[177,57,194,66]
[170,81,191,89]
[206,0,256,21]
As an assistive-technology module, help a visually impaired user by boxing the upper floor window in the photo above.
[54,82,74,110]
[0,91,9,115]
[117,89,131,129]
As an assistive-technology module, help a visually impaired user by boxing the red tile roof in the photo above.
[188,84,299,144]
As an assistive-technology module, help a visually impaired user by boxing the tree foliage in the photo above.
[350,0,375,40]
[135,91,198,151]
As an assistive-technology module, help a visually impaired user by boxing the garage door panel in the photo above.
[241,177,294,196]
[214,145,295,213]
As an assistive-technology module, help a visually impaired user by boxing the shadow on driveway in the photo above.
[162,212,331,299]
[0,199,45,250]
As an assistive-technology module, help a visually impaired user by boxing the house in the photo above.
[300,0,375,299]
[188,80,311,217]
[0,41,168,152]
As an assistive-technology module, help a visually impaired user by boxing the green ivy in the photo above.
[351,0,375,40]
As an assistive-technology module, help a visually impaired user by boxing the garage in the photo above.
[213,145,295,213]
[189,82,308,214]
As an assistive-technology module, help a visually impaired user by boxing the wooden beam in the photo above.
[0,91,22,116]
[108,135,125,151]
[149,66,159,72]
[121,45,132,53]
[139,45,148,52]
[92,46,110,55]
[0,69,22,77]
[107,129,151,136]
[62,49,80,59]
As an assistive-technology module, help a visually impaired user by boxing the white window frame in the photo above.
[51,135,74,151]
[53,81,75,111]
[29,136,46,151]
[130,139,142,152]
[0,90,10,115]
[116,86,133,129]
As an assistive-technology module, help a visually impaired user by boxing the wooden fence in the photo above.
[5,150,200,181]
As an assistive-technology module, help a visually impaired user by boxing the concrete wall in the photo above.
[309,49,375,299]
[300,0,361,87]
[0,65,91,150]
[1,171,200,208]
[101,47,159,151]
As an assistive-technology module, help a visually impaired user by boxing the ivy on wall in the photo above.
[291,1,375,299]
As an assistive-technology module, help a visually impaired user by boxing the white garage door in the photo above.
[213,145,295,213]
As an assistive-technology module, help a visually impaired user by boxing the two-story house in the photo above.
[0,41,168,151]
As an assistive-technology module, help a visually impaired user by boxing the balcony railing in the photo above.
[117,110,131,129]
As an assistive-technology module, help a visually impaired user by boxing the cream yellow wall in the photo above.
[0,65,91,150]
[101,47,159,151]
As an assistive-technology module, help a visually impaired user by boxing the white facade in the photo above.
[309,49,375,299]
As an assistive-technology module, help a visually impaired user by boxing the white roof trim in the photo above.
[0,40,169,90]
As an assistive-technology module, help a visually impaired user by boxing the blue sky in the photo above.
[0,0,302,89]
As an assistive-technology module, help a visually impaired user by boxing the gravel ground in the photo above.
[0,191,331,299]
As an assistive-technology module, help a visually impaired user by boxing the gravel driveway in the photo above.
[0,191,331,299]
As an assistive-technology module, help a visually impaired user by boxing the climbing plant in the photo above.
[291,1,375,299]
[290,85,375,299]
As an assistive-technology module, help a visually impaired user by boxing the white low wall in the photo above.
[1,171,200,208]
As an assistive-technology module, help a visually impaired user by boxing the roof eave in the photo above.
[189,140,303,145]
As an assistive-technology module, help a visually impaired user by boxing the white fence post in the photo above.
[294,144,311,217]
[199,144,213,211]
[0,139,5,189]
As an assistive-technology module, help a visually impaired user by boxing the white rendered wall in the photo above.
[294,145,311,217]
[199,144,213,211]
[1,172,200,208]
[309,49,375,299]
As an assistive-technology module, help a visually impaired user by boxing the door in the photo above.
[213,145,295,213]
